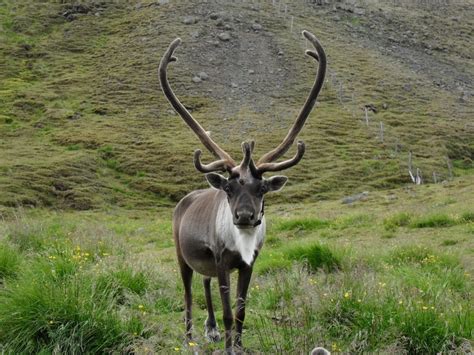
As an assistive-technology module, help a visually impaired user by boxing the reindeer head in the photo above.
[159,31,326,229]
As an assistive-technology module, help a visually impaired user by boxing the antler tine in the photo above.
[194,150,231,173]
[159,38,236,169]
[256,30,326,166]
[239,141,253,169]
[256,141,305,174]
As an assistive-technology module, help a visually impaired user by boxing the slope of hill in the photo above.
[0,1,473,353]
[1,0,472,212]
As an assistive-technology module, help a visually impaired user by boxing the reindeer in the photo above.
[158,30,326,354]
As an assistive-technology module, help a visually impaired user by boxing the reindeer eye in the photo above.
[259,185,267,196]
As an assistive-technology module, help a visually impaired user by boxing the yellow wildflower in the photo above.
[344,292,350,298]
[188,342,197,347]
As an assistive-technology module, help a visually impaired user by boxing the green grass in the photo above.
[410,213,458,228]
[286,243,342,272]
[383,212,412,231]
[0,0,473,353]
[275,218,330,231]
[0,261,141,353]
[1,0,473,211]
[0,243,22,279]
[0,183,472,353]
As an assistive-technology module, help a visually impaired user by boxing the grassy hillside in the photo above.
[1,0,472,211]
[0,0,473,353]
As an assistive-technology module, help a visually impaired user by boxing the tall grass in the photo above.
[0,260,140,353]
[0,243,22,279]
[286,243,342,272]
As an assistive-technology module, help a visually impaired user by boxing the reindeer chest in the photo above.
[215,202,265,266]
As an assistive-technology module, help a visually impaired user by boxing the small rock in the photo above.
[403,83,412,92]
[218,32,231,41]
[251,23,263,31]
[231,82,238,88]
[248,69,255,74]
[192,76,202,83]
[224,24,232,30]
[277,50,284,56]
[183,16,198,25]
[342,191,369,204]
[198,71,209,80]
[382,103,388,110]
[209,12,219,20]
[354,7,365,15]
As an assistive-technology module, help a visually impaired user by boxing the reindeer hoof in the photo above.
[205,325,221,342]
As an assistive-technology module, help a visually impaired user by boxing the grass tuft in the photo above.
[275,218,330,232]
[460,211,474,223]
[286,243,342,272]
[383,212,412,231]
[0,243,22,279]
[410,213,457,228]
[0,268,139,353]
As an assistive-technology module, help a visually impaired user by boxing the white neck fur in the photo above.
[215,199,265,266]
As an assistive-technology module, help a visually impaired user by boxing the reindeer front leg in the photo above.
[234,265,253,349]
[217,264,234,354]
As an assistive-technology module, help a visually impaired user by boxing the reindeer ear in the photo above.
[205,173,227,190]
[265,175,288,192]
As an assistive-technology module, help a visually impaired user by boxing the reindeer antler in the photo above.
[159,31,326,177]
[255,30,326,175]
[159,38,236,172]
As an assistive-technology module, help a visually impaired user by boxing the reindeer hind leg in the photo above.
[178,258,194,340]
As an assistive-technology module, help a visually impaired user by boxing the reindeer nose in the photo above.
[235,210,255,225]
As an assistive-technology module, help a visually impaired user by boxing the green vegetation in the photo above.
[286,243,342,272]
[1,0,473,353]
[1,0,473,211]
[0,183,472,353]
[0,243,22,279]
[410,213,458,228]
